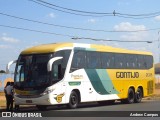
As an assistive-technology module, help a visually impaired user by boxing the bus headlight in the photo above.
[41,89,55,96]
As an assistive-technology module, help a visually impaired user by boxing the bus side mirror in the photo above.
[6,60,17,74]
[47,57,63,72]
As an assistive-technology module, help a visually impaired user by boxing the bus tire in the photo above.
[122,88,135,104]
[134,88,143,103]
[68,91,79,109]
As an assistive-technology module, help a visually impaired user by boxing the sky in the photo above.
[0,0,160,70]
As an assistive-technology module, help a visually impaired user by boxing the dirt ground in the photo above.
[155,89,160,95]
[0,92,5,101]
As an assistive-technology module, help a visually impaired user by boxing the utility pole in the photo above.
[158,31,160,63]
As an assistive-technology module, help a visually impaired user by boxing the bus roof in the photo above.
[21,42,152,55]
[21,43,73,55]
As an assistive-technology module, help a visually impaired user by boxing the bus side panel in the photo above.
[65,69,97,103]
[107,68,155,99]
[85,69,120,101]
[66,69,121,103]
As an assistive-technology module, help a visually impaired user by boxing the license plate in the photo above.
[26,100,32,103]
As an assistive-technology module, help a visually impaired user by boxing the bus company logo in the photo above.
[54,93,65,103]
[116,72,139,78]
[71,74,83,80]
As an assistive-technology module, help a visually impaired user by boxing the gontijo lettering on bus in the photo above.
[116,72,139,78]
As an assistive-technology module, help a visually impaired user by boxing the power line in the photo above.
[0,12,114,32]
[116,11,160,17]
[0,24,73,37]
[29,0,160,19]
[35,0,112,15]
[0,24,155,43]
[72,37,153,43]
[1,12,160,32]
[29,0,110,17]
[34,0,160,16]
[28,0,117,17]
[116,14,160,19]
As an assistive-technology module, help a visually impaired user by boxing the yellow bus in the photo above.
[7,43,155,110]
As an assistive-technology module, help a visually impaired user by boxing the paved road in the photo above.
[1,100,160,117]
[53,100,156,111]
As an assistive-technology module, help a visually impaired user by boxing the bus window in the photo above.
[137,55,145,69]
[101,52,115,69]
[115,54,126,69]
[14,54,51,89]
[86,51,101,69]
[55,50,71,74]
[52,64,59,80]
[55,50,71,68]
[51,60,63,81]
[15,65,24,82]
[19,66,25,82]
[70,50,86,72]
[145,55,153,69]
[125,54,138,69]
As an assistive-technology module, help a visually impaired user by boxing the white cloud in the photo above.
[0,45,11,49]
[47,13,56,18]
[0,33,19,43]
[154,16,160,21]
[114,22,146,31]
[114,22,148,41]
[87,18,97,23]
[1,36,19,43]
[120,32,148,41]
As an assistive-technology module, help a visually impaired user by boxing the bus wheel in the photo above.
[134,88,143,103]
[122,88,135,104]
[36,105,47,111]
[68,91,79,109]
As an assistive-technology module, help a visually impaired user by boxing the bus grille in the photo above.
[16,95,42,98]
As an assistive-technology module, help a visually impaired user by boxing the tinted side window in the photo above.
[54,50,71,68]
[145,55,153,69]
[137,55,146,69]
[53,50,71,79]
[126,54,138,69]
[115,54,126,68]
[101,52,115,69]
[71,50,86,71]
[86,51,101,69]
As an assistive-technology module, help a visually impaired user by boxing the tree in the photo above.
[0,70,6,73]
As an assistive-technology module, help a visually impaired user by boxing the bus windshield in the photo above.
[14,54,52,90]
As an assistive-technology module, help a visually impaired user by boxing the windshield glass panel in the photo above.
[15,54,52,89]
[14,50,71,90]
